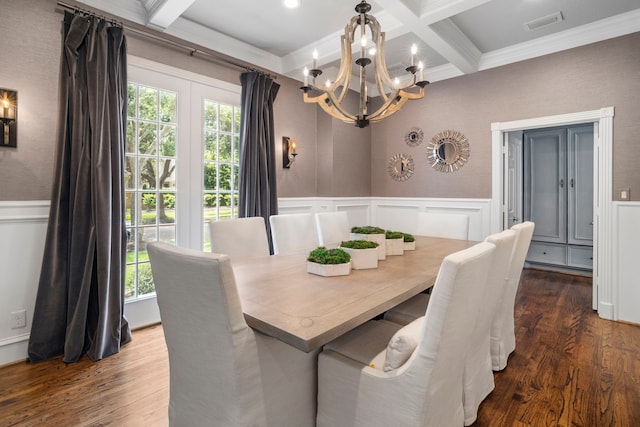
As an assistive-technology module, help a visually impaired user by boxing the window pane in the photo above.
[158,158,176,190]
[204,131,217,161]
[233,135,240,162]
[219,104,233,132]
[219,134,232,162]
[139,86,158,120]
[234,107,241,132]
[204,101,218,130]
[160,90,177,123]
[204,163,217,190]
[137,262,155,296]
[219,164,232,191]
[158,225,176,244]
[126,120,136,153]
[125,156,136,190]
[159,193,176,224]
[125,193,135,226]
[127,84,137,118]
[139,158,157,190]
[138,122,157,155]
[140,193,157,225]
[160,125,176,156]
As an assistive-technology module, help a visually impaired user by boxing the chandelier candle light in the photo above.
[300,1,429,128]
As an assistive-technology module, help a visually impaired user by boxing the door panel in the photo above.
[524,128,567,244]
[568,125,594,245]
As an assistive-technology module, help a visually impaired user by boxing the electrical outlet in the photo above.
[10,310,27,329]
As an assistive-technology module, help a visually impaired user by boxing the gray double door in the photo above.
[509,124,594,270]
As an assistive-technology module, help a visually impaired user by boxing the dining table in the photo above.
[231,235,476,353]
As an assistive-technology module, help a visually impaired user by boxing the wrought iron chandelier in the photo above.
[300,1,429,128]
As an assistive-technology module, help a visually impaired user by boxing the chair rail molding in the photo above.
[491,107,615,320]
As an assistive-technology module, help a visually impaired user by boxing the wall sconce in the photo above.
[0,89,17,148]
[283,136,298,168]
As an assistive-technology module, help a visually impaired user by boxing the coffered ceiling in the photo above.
[76,0,640,84]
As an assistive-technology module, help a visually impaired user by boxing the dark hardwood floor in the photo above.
[1,269,639,426]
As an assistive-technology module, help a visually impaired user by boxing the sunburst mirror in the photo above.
[427,130,470,173]
[387,153,414,182]
[405,127,424,147]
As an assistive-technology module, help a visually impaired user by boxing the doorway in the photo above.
[490,107,614,317]
[508,125,594,273]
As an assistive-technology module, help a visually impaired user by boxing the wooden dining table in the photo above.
[231,236,476,352]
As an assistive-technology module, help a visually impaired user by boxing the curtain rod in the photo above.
[55,0,277,79]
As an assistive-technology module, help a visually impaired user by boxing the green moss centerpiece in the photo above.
[340,240,379,270]
[350,226,386,260]
[307,246,352,277]
[403,233,416,251]
[385,230,405,256]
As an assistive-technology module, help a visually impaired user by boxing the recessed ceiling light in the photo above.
[282,0,300,8]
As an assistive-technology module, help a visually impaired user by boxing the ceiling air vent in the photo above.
[523,11,564,31]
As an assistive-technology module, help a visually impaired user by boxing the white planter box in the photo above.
[307,261,351,277]
[404,241,416,251]
[350,233,386,260]
[341,247,379,270]
[385,238,405,256]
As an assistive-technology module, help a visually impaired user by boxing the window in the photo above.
[124,59,241,305]
[202,100,241,251]
[125,83,178,299]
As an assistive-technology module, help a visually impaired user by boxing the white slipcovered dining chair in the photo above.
[491,221,535,371]
[269,213,319,255]
[416,212,470,240]
[316,242,496,427]
[461,229,517,425]
[209,217,270,261]
[381,230,518,425]
[148,242,318,427]
[315,211,350,248]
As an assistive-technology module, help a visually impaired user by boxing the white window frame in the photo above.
[125,56,241,328]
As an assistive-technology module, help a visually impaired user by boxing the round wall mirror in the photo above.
[405,127,424,147]
[427,130,470,173]
[387,153,414,181]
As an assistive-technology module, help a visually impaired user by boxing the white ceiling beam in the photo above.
[421,0,494,24]
[374,0,482,74]
[145,0,196,29]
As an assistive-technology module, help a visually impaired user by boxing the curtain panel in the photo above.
[28,11,131,363]
[238,72,280,251]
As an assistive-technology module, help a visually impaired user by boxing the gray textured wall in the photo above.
[0,0,638,201]
[372,32,640,200]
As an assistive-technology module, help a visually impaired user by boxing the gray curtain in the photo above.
[28,11,131,363]
[238,72,280,251]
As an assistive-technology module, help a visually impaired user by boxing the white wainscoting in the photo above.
[278,197,492,242]
[2,197,636,366]
[613,202,640,325]
[0,201,49,366]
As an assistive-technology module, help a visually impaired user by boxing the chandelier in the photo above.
[300,1,429,128]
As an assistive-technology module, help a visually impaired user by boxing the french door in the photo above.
[124,57,241,327]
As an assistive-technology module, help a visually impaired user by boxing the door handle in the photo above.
[570,178,574,188]
[560,179,564,188]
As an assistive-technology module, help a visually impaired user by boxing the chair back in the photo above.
[315,211,350,248]
[148,242,264,426]
[491,221,535,370]
[462,229,517,424]
[269,213,319,255]
[209,217,270,261]
[417,212,469,240]
[412,241,495,425]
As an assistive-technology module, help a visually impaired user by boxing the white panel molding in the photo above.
[279,196,491,242]
[613,202,640,325]
[0,201,50,366]
[491,107,614,320]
